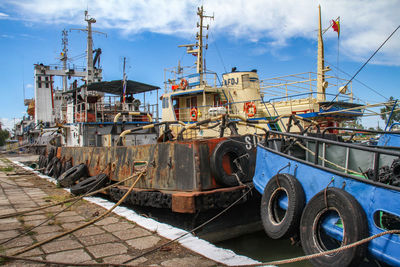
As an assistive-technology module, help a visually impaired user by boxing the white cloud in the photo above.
[0,12,9,17]
[3,0,400,65]
[0,118,16,131]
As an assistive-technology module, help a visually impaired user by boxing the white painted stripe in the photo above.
[12,160,266,266]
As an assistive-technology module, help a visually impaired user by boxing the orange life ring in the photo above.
[190,107,198,121]
[180,78,188,90]
[244,102,257,117]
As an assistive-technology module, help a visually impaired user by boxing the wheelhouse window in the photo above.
[242,74,250,88]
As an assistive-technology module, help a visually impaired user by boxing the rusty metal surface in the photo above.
[56,135,256,192]
[109,183,255,214]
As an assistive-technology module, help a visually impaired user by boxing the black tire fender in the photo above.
[300,187,368,267]
[210,139,254,187]
[38,155,46,169]
[46,147,55,164]
[58,163,88,188]
[45,157,59,176]
[260,173,305,239]
[70,174,108,195]
[60,160,73,178]
[53,160,62,179]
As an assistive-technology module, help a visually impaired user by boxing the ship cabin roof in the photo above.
[87,80,160,95]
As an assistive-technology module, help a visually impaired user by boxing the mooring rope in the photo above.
[246,229,400,266]
[122,184,255,264]
[10,168,146,256]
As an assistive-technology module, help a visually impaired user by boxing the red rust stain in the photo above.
[172,193,195,213]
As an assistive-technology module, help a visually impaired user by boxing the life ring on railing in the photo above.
[180,78,188,90]
[244,102,257,117]
[190,107,198,121]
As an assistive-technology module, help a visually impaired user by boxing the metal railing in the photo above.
[260,71,354,102]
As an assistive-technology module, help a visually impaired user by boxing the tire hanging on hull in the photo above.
[300,187,368,267]
[260,173,305,239]
[210,139,254,187]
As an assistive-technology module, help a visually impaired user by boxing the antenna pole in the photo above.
[196,6,214,86]
[317,5,326,102]
[122,57,127,103]
[61,29,68,92]
[85,10,96,85]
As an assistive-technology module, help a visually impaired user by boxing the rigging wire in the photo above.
[325,60,388,101]
[209,31,227,73]
[327,24,400,106]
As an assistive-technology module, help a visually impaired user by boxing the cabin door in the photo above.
[172,98,179,120]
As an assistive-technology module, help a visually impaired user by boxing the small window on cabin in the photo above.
[163,97,169,108]
[242,74,250,88]
[191,96,197,107]
[38,82,41,88]
[214,95,221,106]
[37,76,41,81]
[45,76,49,81]
[45,83,49,88]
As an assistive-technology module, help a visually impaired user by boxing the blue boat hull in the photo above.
[253,145,400,266]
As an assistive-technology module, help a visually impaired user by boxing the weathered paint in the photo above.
[56,136,256,192]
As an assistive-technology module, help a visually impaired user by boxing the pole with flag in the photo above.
[332,17,340,91]
[332,17,340,37]
[122,57,127,103]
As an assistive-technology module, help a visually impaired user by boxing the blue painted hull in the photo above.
[253,145,400,266]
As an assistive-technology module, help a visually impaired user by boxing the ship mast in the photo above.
[61,29,68,92]
[179,6,213,86]
[85,10,96,85]
[317,5,328,102]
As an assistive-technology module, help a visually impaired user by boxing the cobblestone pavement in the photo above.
[0,155,220,266]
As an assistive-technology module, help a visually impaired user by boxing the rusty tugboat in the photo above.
[29,6,366,243]
[33,8,262,242]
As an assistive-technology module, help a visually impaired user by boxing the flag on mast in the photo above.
[332,18,340,37]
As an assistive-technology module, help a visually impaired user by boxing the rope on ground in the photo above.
[246,229,400,266]
[0,167,137,246]
[0,144,33,154]
[9,168,146,256]
[0,254,136,266]
[0,173,141,219]
[122,184,255,264]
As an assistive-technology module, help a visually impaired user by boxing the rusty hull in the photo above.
[55,136,256,213]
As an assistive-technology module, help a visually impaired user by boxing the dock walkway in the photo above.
[0,155,220,266]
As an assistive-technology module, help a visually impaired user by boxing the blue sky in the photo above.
[0,0,399,130]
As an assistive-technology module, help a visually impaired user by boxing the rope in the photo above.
[327,25,400,106]
[246,229,400,266]
[0,144,33,154]
[0,174,139,219]
[10,169,146,256]
[0,254,135,266]
[0,168,130,246]
[122,184,254,264]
